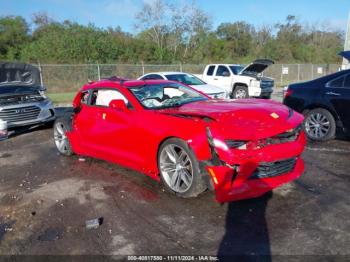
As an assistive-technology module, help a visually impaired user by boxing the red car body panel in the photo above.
[67,79,306,202]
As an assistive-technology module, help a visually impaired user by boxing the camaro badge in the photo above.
[270,112,279,119]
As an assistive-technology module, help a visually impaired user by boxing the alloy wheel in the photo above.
[305,112,330,139]
[54,122,70,154]
[235,89,247,99]
[159,144,193,193]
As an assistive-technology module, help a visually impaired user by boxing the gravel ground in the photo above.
[0,92,349,260]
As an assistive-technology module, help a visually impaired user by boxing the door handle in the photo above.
[325,92,340,96]
[213,78,218,80]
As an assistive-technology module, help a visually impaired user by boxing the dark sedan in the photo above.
[283,51,350,141]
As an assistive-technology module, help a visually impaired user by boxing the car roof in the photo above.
[207,64,242,66]
[81,79,177,91]
[143,71,191,76]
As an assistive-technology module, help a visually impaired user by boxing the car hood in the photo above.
[189,84,225,94]
[339,51,350,62]
[0,62,41,88]
[159,99,302,140]
[239,59,274,75]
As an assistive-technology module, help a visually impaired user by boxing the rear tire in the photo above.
[53,116,73,156]
[232,85,248,99]
[304,108,336,141]
[158,138,207,198]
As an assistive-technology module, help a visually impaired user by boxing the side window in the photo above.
[206,66,215,76]
[328,76,345,88]
[142,74,164,80]
[216,66,230,76]
[90,89,129,107]
[344,74,350,88]
[81,91,89,105]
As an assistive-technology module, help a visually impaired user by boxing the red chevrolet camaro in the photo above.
[54,78,306,202]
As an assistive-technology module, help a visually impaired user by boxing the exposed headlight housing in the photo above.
[225,140,248,150]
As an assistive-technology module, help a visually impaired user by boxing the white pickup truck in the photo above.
[195,60,275,99]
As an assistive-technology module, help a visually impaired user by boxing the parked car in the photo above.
[138,72,228,99]
[195,60,275,99]
[283,51,350,141]
[54,77,305,202]
[0,62,55,129]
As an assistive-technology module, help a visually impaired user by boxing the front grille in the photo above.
[0,106,41,123]
[260,80,274,89]
[0,95,44,106]
[250,157,297,179]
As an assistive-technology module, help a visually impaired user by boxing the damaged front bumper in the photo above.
[201,130,306,202]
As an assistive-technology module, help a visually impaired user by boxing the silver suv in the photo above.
[0,63,55,128]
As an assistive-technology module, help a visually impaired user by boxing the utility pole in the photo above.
[343,11,350,69]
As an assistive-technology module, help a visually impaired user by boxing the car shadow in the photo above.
[218,191,272,261]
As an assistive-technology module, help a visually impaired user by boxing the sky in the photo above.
[1,0,349,33]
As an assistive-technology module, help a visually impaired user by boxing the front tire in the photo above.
[53,117,73,156]
[158,138,207,198]
[232,85,248,99]
[304,108,336,141]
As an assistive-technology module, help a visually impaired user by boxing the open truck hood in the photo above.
[239,59,274,75]
[0,62,42,88]
[339,51,350,62]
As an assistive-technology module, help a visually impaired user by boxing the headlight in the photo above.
[206,127,229,151]
[209,92,226,99]
[250,80,260,88]
[39,91,48,99]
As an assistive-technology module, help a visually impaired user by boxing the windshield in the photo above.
[165,74,206,85]
[229,65,244,75]
[129,83,208,109]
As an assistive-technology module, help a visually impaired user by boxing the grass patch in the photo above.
[47,92,76,104]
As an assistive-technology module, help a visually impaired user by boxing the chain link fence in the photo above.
[39,63,342,94]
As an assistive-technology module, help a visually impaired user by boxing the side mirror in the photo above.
[222,71,230,77]
[109,99,128,112]
[40,85,47,91]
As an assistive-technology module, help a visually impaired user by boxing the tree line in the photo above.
[0,0,345,64]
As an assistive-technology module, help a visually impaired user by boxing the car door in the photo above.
[72,90,105,155]
[88,88,147,168]
[325,73,350,130]
[213,65,232,90]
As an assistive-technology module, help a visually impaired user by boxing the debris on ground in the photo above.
[37,228,62,241]
[78,158,86,162]
[0,220,15,241]
[85,217,104,229]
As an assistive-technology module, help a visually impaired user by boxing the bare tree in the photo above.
[182,2,212,58]
[135,0,170,60]
[134,0,211,61]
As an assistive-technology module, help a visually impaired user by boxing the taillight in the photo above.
[284,88,293,99]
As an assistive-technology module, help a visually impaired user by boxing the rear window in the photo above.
[328,76,345,88]
[141,74,164,80]
[344,74,350,88]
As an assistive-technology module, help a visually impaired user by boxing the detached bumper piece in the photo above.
[207,157,304,202]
